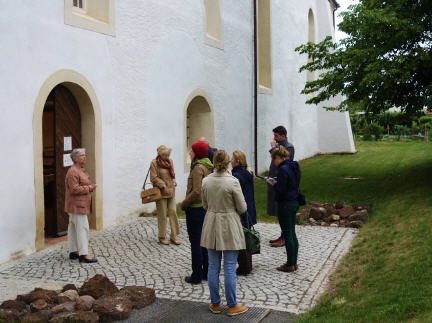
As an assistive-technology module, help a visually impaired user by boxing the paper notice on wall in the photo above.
[64,136,72,151]
[63,154,73,167]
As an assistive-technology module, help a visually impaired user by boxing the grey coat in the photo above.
[200,171,247,250]
[267,139,295,216]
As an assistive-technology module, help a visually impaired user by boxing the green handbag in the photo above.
[243,212,261,255]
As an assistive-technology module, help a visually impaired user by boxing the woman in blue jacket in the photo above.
[270,146,300,272]
[231,150,257,275]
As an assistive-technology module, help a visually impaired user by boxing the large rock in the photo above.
[119,286,156,309]
[348,210,368,222]
[17,288,58,304]
[57,290,79,304]
[309,207,326,220]
[61,284,78,293]
[337,205,355,219]
[0,299,26,311]
[335,200,346,209]
[296,210,308,224]
[93,294,132,322]
[19,311,52,322]
[51,301,76,314]
[49,311,99,323]
[79,274,119,299]
[76,295,95,311]
[330,214,340,221]
[30,299,49,312]
[0,308,20,321]
[323,203,337,216]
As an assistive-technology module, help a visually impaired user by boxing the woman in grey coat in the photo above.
[200,150,248,316]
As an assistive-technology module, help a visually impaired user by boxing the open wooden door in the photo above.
[43,84,81,237]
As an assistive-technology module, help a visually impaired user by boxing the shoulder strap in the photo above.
[142,165,151,189]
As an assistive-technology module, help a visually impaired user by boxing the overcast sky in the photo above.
[335,0,359,41]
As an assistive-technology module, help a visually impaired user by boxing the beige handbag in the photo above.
[141,166,162,204]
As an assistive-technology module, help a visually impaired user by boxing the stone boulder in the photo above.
[0,299,26,311]
[330,214,340,221]
[0,308,20,321]
[79,274,119,299]
[119,286,156,309]
[57,290,79,304]
[19,311,52,322]
[76,295,95,311]
[337,205,355,219]
[323,203,337,216]
[17,288,58,304]
[309,207,326,220]
[93,294,132,322]
[348,210,368,222]
[335,200,346,209]
[49,311,99,323]
[61,284,78,293]
[51,301,76,314]
[30,299,49,312]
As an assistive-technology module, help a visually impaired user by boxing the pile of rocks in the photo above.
[296,200,372,228]
[0,274,155,322]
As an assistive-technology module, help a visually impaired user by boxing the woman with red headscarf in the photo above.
[181,141,214,284]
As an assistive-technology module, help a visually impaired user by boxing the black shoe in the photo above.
[79,255,98,263]
[69,252,79,260]
[184,276,201,284]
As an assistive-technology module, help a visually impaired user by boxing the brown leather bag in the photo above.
[141,166,162,204]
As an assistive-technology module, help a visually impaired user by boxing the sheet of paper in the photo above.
[64,136,72,151]
[63,154,73,167]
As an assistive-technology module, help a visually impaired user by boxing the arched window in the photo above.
[258,0,272,92]
[203,0,223,49]
[307,9,316,83]
[185,94,214,168]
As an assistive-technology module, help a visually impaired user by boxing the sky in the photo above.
[335,0,359,41]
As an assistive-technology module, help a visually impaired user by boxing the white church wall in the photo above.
[0,0,353,263]
[0,1,116,262]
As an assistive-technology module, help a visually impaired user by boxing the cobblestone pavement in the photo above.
[0,218,356,314]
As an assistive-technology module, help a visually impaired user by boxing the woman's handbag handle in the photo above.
[142,166,151,189]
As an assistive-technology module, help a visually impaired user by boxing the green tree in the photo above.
[295,0,432,114]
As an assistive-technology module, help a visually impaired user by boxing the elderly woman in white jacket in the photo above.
[200,150,249,317]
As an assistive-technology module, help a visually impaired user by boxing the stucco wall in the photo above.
[0,0,353,263]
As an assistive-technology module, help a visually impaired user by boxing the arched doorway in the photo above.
[34,70,103,250]
[42,85,82,237]
[184,90,215,170]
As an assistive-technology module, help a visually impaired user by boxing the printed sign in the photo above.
[63,154,73,167]
[64,136,72,151]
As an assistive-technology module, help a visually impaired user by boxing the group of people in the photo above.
[63,126,301,316]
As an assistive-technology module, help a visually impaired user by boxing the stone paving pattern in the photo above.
[0,218,356,314]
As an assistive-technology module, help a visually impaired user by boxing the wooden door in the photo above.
[54,85,82,236]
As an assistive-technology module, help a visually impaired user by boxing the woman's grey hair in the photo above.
[70,148,86,162]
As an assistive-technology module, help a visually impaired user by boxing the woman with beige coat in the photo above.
[150,145,180,245]
[200,150,248,316]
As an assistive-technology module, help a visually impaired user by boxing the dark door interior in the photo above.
[42,85,81,237]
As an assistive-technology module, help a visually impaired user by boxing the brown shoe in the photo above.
[159,238,169,245]
[170,236,181,245]
[227,305,248,316]
[269,237,281,244]
[276,264,296,272]
[295,264,299,271]
[209,303,221,314]
[271,239,285,247]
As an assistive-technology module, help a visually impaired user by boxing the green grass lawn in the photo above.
[254,142,432,322]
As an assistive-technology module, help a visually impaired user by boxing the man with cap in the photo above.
[181,141,214,284]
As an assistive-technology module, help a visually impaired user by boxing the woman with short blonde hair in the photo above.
[201,150,249,316]
[150,145,180,245]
